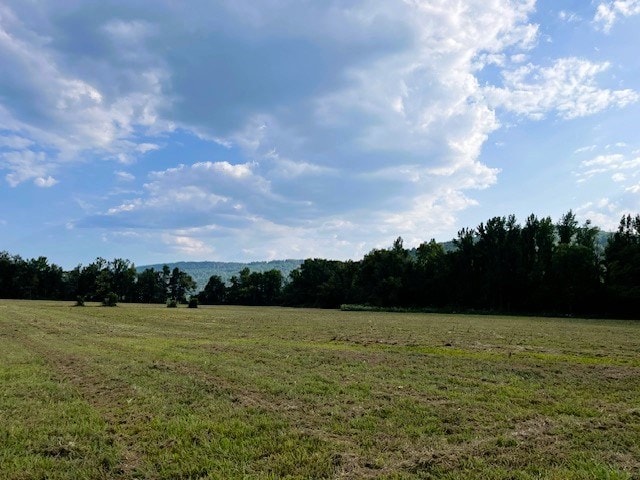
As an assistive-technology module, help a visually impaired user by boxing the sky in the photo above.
[1,0,640,269]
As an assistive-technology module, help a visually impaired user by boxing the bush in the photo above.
[167,298,178,308]
[188,297,198,308]
[102,292,118,307]
[75,296,85,307]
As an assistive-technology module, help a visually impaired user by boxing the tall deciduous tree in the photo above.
[168,267,197,303]
[137,268,166,303]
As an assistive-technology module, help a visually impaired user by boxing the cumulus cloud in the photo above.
[2,0,639,259]
[0,2,168,185]
[594,0,640,32]
[577,194,640,231]
[576,198,623,230]
[484,58,638,119]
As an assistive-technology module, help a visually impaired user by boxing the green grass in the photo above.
[1,300,639,479]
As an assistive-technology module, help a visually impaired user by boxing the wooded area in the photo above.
[2,212,639,317]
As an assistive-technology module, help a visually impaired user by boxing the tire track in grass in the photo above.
[9,315,341,479]
[10,331,149,478]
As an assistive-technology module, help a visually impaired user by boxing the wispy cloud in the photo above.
[484,58,638,120]
[577,152,640,183]
[2,150,54,187]
[594,0,640,32]
[114,170,135,182]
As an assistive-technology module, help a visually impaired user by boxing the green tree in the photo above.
[168,267,197,303]
[109,258,137,302]
[521,214,555,310]
[0,252,22,298]
[284,259,356,308]
[449,228,478,308]
[412,239,447,307]
[551,243,601,314]
[137,268,166,303]
[226,268,283,305]
[550,215,602,314]
[557,210,578,244]
[354,237,411,307]
[199,275,227,304]
[604,214,640,316]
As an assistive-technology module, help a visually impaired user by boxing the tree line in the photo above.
[1,211,639,317]
[0,256,197,305]
[201,211,639,318]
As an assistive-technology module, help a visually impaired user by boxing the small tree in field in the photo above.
[102,292,118,307]
[166,298,178,308]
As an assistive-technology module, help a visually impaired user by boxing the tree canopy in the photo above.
[1,211,638,317]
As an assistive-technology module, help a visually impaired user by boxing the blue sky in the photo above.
[1,0,639,268]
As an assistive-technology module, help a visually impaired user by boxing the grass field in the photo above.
[1,300,639,479]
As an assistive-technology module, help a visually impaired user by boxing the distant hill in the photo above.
[136,260,304,291]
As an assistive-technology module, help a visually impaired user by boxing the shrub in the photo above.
[75,296,85,307]
[167,298,178,308]
[102,292,118,307]
[188,297,198,308]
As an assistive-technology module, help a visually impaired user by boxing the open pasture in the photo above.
[1,300,639,479]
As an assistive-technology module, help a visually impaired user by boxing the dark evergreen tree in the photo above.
[199,275,227,304]
[412,239,447,307]
[604,214,640,316]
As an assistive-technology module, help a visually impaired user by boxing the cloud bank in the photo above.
[1,1,638,260]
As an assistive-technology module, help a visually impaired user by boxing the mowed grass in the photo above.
[1,301,639,479]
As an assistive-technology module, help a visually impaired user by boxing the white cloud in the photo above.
[3,1,640,261]
[162,233,214,257]
[2,150,51,187]
[107,200,141,215]
[115,170,135,182]
[382,189,479,236]
[0,3,169,180]
[577,153,640,182]
[575,198,623,231]
[559,11,581,23]
[594,0,640,32]
[0,134,32,149]
[582,154,627,167]
[574,145,597,154]
[510,54,528,63]
[136,143,160,154]
[484,58,638,119]
[34,175,57,188]
[146,161,271,199]
[576,195,640,231]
